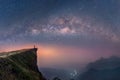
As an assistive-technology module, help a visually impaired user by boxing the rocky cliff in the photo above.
[0,48,45,80]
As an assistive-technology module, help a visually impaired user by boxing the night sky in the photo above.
[0,0,120,68]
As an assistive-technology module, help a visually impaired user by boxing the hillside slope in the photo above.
[0,48,45,80]
[78,56,120,80]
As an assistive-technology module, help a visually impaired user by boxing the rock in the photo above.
[0,48,46,80]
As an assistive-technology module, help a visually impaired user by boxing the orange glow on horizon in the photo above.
[0,44,34,52]
[0,43,118,68]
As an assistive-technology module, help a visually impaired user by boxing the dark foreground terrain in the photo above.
[0,48,45,80]
[78,56,120,80]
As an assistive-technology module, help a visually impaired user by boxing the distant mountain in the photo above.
[0,48,46,80]
[78,56,120,80]
[39,68,70,80]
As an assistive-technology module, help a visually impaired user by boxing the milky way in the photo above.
[0,0,120,68]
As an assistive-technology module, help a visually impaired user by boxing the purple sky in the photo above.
[0,0,120,68]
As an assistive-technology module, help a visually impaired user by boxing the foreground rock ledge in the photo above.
[0,48,46,80]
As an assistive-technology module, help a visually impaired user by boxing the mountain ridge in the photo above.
[78,56,120,80]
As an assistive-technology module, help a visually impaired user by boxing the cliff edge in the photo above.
[0,48,45,80]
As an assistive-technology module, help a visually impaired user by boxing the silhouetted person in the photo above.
[34,45,36,49]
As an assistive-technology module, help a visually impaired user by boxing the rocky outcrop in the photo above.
[0,48,46,80]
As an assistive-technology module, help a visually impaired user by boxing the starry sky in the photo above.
[0,0,120,68]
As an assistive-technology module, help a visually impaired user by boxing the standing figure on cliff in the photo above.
[34,45,36,49]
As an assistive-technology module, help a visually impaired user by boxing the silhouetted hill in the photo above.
[40,68,70,80]
[0,48,46,80]
[78,56,120,80]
